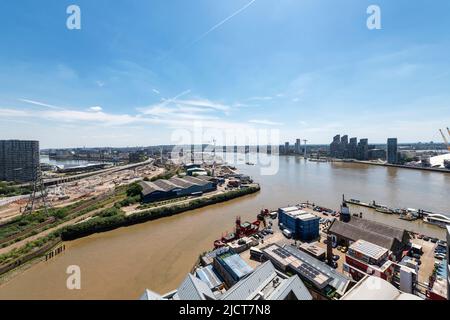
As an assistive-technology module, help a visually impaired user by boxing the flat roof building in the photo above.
[140,261,313,301]
[262,244,353,299]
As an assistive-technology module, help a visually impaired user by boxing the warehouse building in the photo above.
[140,176,216,203]
[0,140,39,182]
[262,244,353,300]
[140,261,313,300]
[213,252,254,288]
[328,217,410,260]
[219,261,312,300]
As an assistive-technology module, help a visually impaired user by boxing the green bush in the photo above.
[126,183,143,197]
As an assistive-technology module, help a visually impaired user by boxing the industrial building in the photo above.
[140,261,313,300]
[139,175,216,203]
[328,216,410,260]
[262,244,354,299]
[195,265,224,291]
[213,251,254,288]
[219,261,312,300]
[278,207,320,241]
[0,140,39,182]
[341,275,422,300]
[343,240,395,281]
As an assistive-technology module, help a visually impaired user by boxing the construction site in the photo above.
[0,160,162,224]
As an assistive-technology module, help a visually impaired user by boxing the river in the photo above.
[0,154,448,299]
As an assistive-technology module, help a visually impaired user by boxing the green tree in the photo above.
[126,183,143,197]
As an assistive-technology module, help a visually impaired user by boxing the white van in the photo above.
[282,229,292,239]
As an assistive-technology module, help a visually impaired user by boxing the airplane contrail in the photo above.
[159,0,257,62]
[191,0,257,45]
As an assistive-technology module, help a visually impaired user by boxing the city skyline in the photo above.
[1,1,450,148]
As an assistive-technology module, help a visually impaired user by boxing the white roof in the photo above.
[349,239,389,260]
[140,289,165,300]
[279,206,299,213]
[341,276,423,300]
[427,153,450,168]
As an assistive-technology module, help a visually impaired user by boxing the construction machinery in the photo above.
[439,129,450,151]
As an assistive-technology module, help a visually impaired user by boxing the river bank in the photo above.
[0,155,448,299]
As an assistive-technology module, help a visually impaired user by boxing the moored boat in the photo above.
[423,214,450,228]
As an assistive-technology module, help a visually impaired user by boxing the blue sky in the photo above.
[1,0,450,148]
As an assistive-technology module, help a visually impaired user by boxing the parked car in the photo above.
[430,238,438,243]
[435,253,445,260]
[337,246,342,251]
[411,253,421,260]
[333,255,340,261]
[265,229,273,234]
[423,237,430,241]
[437,240,446,247]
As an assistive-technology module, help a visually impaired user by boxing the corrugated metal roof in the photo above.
[349,239,388,260]
[196,265,223,289]
[220,261,275,300]
[328,217,408,251]
[220,261,312,300]
[269,275,313,300]
[220,253,254,279]
[139,289,165,300]
[176,274,215,300]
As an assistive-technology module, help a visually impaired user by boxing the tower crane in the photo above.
[439,129,450,151]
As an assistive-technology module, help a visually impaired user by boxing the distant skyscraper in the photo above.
[387,138,398,164]
[349,137,358,159]
[0,140,39,182]
[330,135,341,158]
[295,139,301,154]
[284,142,290,155]
[340,135,349,158]
[357,139,369,160]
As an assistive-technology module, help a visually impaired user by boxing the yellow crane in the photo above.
[439,129,450,151]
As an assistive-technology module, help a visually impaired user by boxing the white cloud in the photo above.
[248,119,283,126]
[89,106,103,112]
[0,108,31,117]
[152,88,160,94]
[247,96,273,101]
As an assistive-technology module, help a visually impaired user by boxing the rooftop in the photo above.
[349,239,389,261]
[328,217,408,252]
[217,253,254,279]
[262,244,353,296]
[341,275,422,300]
[220,261,312,300]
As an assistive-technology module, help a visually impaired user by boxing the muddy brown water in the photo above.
[0,155,448,299]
